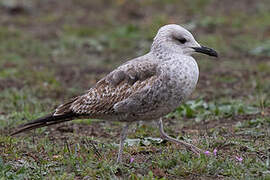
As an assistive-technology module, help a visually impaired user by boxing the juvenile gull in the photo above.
[11,24,218,163]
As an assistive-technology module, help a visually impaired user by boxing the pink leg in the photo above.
[157,118,203,155]
[117,123,129,163]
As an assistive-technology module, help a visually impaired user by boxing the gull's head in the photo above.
[152,24,218,57]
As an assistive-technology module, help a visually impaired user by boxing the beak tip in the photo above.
[212,52,218,58]
[193,46,218,58]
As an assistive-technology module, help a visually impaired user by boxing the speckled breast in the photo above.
[123,56,199,121]
[160,56,199,113]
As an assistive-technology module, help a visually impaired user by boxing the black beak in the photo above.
[192,46,218,57]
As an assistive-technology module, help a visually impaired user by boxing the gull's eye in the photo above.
[178,38,187,44]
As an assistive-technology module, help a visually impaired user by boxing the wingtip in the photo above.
[10,113,76,136]
[10,131,19,136]
[9,124,34,136]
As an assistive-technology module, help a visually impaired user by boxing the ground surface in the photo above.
[0,0,270,179]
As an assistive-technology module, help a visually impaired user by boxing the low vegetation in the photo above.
[0,0,269,179]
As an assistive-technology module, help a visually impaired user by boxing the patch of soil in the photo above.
[198,113,260,130]
[54,63,110,89]
[9,120,121,145]
[0,78,24,90]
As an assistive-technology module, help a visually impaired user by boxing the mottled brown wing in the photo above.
[54,60,158,118]
[70,75,158,118]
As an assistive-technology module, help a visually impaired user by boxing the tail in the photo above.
[10,112,77,136]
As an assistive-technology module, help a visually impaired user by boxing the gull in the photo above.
[11,24,218,163]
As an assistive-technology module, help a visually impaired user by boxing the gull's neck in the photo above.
[150,41,186,62]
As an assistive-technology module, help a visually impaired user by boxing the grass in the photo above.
[0,0,270,179]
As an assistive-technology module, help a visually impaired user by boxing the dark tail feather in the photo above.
[10,113,76,136]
